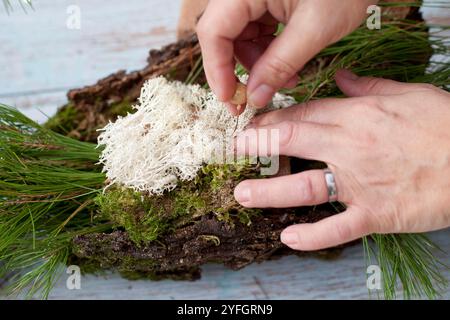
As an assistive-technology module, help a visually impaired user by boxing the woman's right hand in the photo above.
[197,0,378,114]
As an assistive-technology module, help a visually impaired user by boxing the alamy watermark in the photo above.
[66,265,81,290]
[367,5,381,30]
[366,264,382,290]
[66,5,81,30]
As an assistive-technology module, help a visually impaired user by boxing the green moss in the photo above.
[200,161,260,190]
[95,188,169,244]
[44,103,78,133]
[69,243,159,278]
[96,161,263,245]
[106,100,134,118]
[70,235,200,281]
[44,100,134,140]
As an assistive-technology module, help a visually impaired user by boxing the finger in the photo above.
[235,40,267,72]
[335,69,416,97]
[236,22,277,41]
[235,38,299,89]
[246,0,373,108]
[235,121,342,161]
[246,10,334,108]
[280,207,372,251]
[250,98,352,127]
[234,170,329,208]
[196,0,267,101]
[226,102,240,116]
[255,11,278,26]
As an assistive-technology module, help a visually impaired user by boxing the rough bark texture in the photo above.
[71,208,346,280]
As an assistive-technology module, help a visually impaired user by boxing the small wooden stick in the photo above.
[231,83,246,135]
[230,82,247,106]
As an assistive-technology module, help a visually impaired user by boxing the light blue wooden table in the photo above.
[0,0,449,299]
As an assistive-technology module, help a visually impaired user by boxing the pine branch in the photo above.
[364,234,448,299]
[2,0,32,13]
[0,0,448,299]
[0,104,110,299]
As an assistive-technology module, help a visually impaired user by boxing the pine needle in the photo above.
[0,104,110,299]
[364,234,448,299]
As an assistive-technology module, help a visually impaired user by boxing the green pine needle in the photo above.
[2,0,32,13]
[0,104,110,299]
[364,234,448,299]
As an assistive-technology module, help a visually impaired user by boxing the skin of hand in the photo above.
[233,69,450,251]
[196,0,378,114]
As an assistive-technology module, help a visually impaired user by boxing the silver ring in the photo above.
[324,169,338,202]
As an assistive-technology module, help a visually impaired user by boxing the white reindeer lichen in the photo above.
[98,76,295,195]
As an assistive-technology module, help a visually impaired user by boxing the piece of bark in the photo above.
[55,5,427,280]
[381,0,413,20]
[72,209,346,278]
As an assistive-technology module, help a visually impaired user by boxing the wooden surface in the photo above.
[1,0,449,300]
[0,0,181,123]
[44,231,450,300]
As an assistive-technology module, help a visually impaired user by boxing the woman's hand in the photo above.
[234,70,450,250]
[197,0,377,114]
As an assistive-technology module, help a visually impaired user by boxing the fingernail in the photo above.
[248,84,275,108]
[280,230,298,246]
[338,69,358,81]
[234,184,250,203]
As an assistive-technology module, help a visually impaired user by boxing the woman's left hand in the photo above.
[234,69,450,250]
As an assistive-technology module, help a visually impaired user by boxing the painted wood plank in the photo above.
[0,0,182,123]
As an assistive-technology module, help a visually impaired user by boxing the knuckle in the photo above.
[358,212,374,235]
[294,101,312,121]
[298,174,315,204]
[415,83,436,92]
[336,212,371,242]
[363,78,385,95]
[353,96,386,123]
[361,96,384,110]
[356,207,376,234]
[264,56,297,84]
[278,121,298,149]
[335,222,353,243]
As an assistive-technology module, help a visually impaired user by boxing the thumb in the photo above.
[335,69,414,97]
[246,14,332,108]
[280,207,372,251]
[246,0,373,108]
